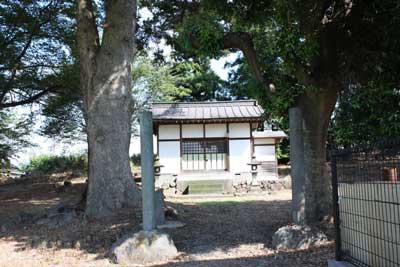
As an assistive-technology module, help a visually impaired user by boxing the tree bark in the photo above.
[298,89,337,224]
[77,0,140,219]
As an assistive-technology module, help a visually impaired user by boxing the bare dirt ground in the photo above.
[0,178,334,267]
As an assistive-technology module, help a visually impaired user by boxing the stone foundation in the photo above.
[232,179,287,194]
[156,173,291,195]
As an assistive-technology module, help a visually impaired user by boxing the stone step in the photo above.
[186,180,226,194]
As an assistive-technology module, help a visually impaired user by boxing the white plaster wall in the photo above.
[159,125,180,140]
[254,138,275,145]
[254,145,275,161]
[229,123,250,138]
[130,135,157,154]
[229,139,251,173]
[205,123,227,138]
[158,141,180,174]
[182,124,203,138]
[339,183,400,267]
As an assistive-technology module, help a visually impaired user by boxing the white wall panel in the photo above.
[254,138,275,145]
[229,139,251,173]
[182,124,203,138]
[130,135,158,154]
[159,141,180,174]
[229,123,250,138]
[159,125,180,140]
[254,145,275,162]
[205,123,227,138]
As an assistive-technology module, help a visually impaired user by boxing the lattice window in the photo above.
[182,141,204,154]
[182,139,228,171]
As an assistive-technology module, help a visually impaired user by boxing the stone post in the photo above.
[109,110,178,265]
[289,106,305,225]
[140,110,156,231]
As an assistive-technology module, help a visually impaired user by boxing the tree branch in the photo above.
[222,32,274,96]
[0,87,55,109]
[2,2,60,104]
[5,29,37,87]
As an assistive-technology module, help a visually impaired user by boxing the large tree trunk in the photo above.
[77,0,140,218]
[85,72,140,218]
[294,89,337,224]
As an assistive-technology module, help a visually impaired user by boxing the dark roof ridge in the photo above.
[151,100,258,107]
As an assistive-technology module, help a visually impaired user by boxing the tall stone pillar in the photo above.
[140,111,156,231]
[289,106,305,225]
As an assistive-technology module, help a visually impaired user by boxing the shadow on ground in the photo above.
[0,180,334,266]
[153,245,334,267]
[166,198,291,255]
[0,181,142,258]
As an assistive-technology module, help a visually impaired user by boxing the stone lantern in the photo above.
[247,155,261,185]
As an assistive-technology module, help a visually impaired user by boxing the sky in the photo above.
[210,53,238,81]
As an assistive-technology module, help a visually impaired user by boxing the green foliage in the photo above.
[132,54,191,109]
[272,0,319,70]
[0,110,30,161]
[276,139,290,164]
[0,0,82,143]
[227,56,303,131]
[140,0,310,131]
[141,0,400,147]
[22,154,88,174]
[171,59,230,101]
[132,54,228,109]
[0,0,76,108]
[177,12,225,57]
[330,80,400,146]
[40,63,83,139]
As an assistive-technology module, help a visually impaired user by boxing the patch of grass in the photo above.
[22,154,87,174]
[198,199,244,206]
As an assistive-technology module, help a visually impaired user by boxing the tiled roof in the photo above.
[151,100,264,123]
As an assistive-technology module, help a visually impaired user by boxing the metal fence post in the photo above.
[331,153,342,261]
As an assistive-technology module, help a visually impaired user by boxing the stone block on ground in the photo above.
[109,230,178,265]
[272,224,328,250]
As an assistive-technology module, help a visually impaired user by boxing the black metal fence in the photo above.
[331,139,400,267]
